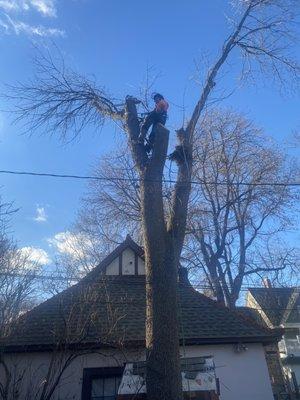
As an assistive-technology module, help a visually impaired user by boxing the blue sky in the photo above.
[0,0,299,267]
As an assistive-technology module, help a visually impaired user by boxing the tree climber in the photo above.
[139,93,169,151]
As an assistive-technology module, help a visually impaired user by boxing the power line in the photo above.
[0,169,300,187]
[1,272,299,313]
[0,281,297,312]
[0,270,298,293]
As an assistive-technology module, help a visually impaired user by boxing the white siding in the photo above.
[122,248,135,275]
[105,257,119,275]
[0,344,273,400]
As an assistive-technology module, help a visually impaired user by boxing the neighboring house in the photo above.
[0,236,280,400]
[246,284,300,398]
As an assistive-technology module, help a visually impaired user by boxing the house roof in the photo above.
[1,238,280,352]
[237,307,269,328]
[248,287,300,327]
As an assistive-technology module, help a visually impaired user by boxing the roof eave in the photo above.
[0,334,281,354]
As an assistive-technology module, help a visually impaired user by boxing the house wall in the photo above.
[245,292,289,396]
[0,343,273,400]
[183,344,273,400]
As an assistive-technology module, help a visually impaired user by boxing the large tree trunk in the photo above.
[124,97,195,399]
[140,125,182,400]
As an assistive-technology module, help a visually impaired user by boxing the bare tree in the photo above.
[0,240,39,336]
[43,149,142,293]
[45,229,106,294]
[6,1,300,398]
[185,109,299,307]
[0,197,39,336]
[78,149,141,246]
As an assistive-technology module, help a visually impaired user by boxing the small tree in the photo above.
[0,198,39,336]
[0,240,39,334]
[7,1,300,398]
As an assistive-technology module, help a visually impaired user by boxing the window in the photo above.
[284,328,300,339]
[81,367,123,400]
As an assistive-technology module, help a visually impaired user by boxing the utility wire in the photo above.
[0,270,298,294]
[0,169,300,187]
[0,272,299,312]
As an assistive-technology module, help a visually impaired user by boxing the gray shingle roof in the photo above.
[1,240,280,352]
[237,306,269,328]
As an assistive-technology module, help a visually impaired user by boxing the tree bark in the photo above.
[140,126,182,400]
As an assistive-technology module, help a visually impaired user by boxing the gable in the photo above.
[247,287,299,327]
[106,247,145,276]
